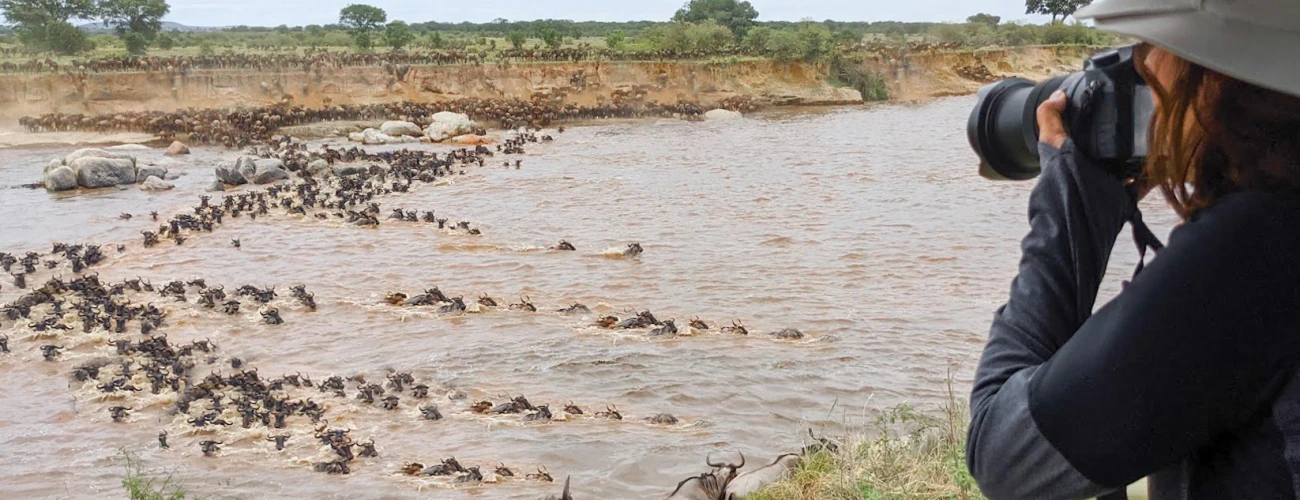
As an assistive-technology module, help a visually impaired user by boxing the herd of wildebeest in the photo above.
[1,65,837,497]
[0,41,966,75]
[20,93,760,149]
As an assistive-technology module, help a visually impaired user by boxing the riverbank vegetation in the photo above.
[0,0,1113,60]
[119,450,194,500]
[753,378,984,500]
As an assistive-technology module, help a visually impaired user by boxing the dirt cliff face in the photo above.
[0,60,863,121]
[0,47,1091,123]
[856,46,1095,101]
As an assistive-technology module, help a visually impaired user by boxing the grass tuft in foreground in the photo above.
[120,450,194,500]
[750,376,984,500]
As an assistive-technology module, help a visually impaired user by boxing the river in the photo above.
[0,96,1179,499]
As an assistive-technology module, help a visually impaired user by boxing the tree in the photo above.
[967,13,1002,27]
[154,31,174,49]
[794,22,832,62]
[339,3,386,50]
[506,30,526,49]
[1026,0,1092,24]
[0,0,97,54]
[604,30,625,49]
[672,0,758,39]
[98,0,171,55]
[538,26,562,49]
[428,31,444,48]
[831,30,859,47]
[382,20,412,51]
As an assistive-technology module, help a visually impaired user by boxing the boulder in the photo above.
[44,166,77,191]
[139,176,175,192]
[215,164,247,185]
[348,128,421,145]
[205,180,225,192]
[705,109,743,121]
[307,159,333,178]
[45,159,63,175]
[333,164,368,176]
[165,141,191,156]
[425,112,477,142]
[136,165,168,183]
[380,121,423,137]
[163,171,182,181]
[106,144,151,152]
[235,156,258,182]
[71,157,136,189]
[452,134,495,145]
[250,159,289,184]
[63,148,134,166]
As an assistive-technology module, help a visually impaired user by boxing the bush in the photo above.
[119,450,192,500]
[742,26,773,52]
[750,374,981,500]
[539,27,562,49]
[198,41,215,56]
[34,21,96,55]
[794,22,832,62]
[638,20,733,53]
[764,29,802,62]
[506,30,526,49]
[1041,22,1108,45]
[155,33,176,50]
[123,32,149,55]
[604,30,626,49]
[831,54,889,101]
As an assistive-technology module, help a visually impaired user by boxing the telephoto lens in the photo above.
[968,45,1154,182]
[966,75,1069,180]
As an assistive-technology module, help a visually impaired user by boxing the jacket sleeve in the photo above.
[967,140,1135,500]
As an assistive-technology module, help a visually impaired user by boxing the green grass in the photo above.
[749,375,983,500]
[119,450,194,500]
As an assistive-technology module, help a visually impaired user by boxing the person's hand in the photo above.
[1037,90,1069,149]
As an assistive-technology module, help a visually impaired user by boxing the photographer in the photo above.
[966,1,1300,500]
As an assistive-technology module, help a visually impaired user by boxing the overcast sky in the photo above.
[163,0,1049,28]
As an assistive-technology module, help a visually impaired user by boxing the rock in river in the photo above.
[705,109,743,121]
[72,157,137,189]
[44,166,77,191]
[136,165,168,183]
[140,176,175,192]
[333,164,368,176]
[425,112,477,142]
[380,121,424,137]
[307,159,333,178]
[165,141,191,156]
[215,164,247,186]
[250,159,288,184]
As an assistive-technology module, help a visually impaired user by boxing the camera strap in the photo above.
[1127,202,1166,280]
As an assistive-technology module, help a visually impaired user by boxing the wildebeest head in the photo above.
[724,454,802,499]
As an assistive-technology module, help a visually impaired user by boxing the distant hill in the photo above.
[77,22,223,33]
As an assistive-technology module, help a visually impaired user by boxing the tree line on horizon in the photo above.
[0,0,1103,57]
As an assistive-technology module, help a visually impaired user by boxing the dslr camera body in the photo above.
[967,45,1155,181]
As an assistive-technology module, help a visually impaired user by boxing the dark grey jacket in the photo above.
[967,141,1300,500]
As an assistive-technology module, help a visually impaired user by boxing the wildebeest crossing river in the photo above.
[0,97,1176,499]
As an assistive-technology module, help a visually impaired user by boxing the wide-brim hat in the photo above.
[1075,0,1300,98]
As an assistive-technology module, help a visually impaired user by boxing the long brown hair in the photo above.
[1137,44,1300,219]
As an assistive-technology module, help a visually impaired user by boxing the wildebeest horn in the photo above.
[706,451,745,470]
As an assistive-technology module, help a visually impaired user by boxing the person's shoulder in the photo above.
[1179,190,1300,251]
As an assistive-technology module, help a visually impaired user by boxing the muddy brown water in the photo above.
[0,97,1178,499]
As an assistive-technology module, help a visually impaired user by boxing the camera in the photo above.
[967,45,1156,181]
